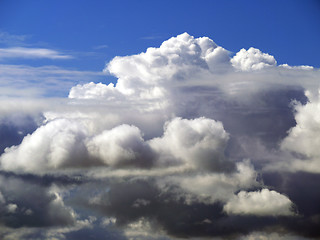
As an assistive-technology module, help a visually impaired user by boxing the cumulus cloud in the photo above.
[277,90,320,173]
[223,189,295,216]
[1,33,320,239]
[0,117,231,174]
[68,82,122,100]
[231,47,276,71]
[87,124,155,169]
[69,32,230,102]
[149,117,231,172]
[0,119,90,173]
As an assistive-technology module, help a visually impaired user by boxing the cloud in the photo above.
[0,175,76,229]
[93,45,108,50]
[157,160,258,204]
[87,124,155,169]
[223,189,295,216]
[1,33,320,239]
[0,114,39,154]
[0,47,72,60]
[0,117,230,174]
[240,232,312,240]
[101,32,230,99]
[0,31,29,46]
[264,90,320,173]
[231,47,276,71]
[69,82,122,100]
[122,217,170,240]
[0,64,106,97]
[279,63,314,70]
[149,117,232,172]
[0,119,90,173]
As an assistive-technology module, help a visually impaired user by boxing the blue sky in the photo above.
[1,0,319,75]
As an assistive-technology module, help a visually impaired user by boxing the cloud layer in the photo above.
[0,33,320,239]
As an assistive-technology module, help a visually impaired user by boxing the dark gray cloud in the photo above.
[0,175,75,228]
[262,171,320,238]
[70,178,303,239]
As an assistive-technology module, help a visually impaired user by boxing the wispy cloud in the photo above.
[140,35,163,40]
[0,64,106,97]
[92,45,108,50]
[0,31,29,45]
[0,47,72,60]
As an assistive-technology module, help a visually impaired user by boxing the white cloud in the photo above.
[0,117,230,174]
[149,117,230,172]
[231,47,276,71]
[278,90,320,173]
[0,47,72,60]
[0,119,90,173]
[223,189,295,216]
[279,63,314,70]
[68,82,122,100]
[87,124,155,169]
[100,32,230,99]
[1,32,320,239]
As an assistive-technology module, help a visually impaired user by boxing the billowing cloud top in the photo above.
[0,33,319,240]
[231,47,276,71]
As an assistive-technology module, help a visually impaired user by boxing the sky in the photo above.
[0,1,320,239]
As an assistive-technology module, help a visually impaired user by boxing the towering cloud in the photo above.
[279,90,320,173]
[0,33,319,239]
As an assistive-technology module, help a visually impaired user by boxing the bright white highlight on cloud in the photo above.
[279,63,314,70]
[70,32,231,102]
[149,117,230,171]
[231,47,276,71]
[0,119,89,173]
[68,82,122,100]
[224,189,294,216]
[0,47,72,59]
[280,90,320,173]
